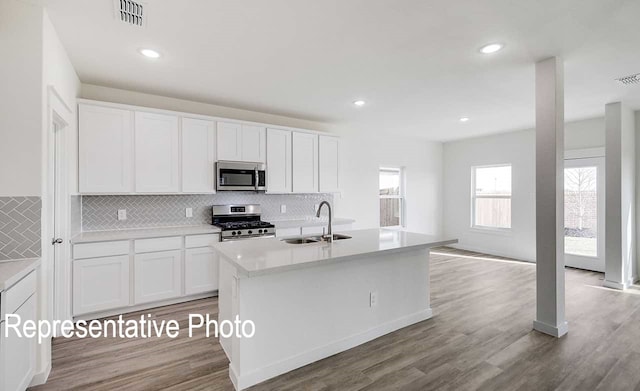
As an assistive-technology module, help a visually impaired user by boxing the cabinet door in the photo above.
[185,247,219,295]
[73,255,130,315]
[292,132,319,193]
[135,112,180,193]
[79,104,133,193]
[1,295,36,391]
[134,250,182,304]
[241,125,266,163]
[182,118,216,193]
[217,122,242,161]
[266,128,292,193]
[319,135,340,193]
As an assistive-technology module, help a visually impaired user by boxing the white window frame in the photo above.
[379,167,405,228]
[470,164,512,232]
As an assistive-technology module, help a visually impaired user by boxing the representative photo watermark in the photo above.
[3,313,255,344]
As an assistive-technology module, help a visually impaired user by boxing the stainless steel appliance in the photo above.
[216,161,266,191]
[212,204,275,241]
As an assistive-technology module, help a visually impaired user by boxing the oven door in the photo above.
[216,161,266,191]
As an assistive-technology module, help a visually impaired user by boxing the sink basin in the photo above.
[282,237,321,244]
[281,234,352,244]
[309,234,353,242]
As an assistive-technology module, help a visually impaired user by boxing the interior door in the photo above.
[564,157,605,272]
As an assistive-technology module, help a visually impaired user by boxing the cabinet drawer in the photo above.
[185,234,219,248]
[74,240,130,259]
[134,236,182,253]
[5,270,36,314]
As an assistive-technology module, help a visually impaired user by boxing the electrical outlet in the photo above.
[370,291,378,307]
[186,207,193,218]
[280,204,287,213]
[117,209,127,221]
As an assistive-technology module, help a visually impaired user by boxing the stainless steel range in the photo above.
[212,204,275,241]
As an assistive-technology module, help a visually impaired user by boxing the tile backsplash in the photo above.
[0,196,41,260]
[81,193,334,231]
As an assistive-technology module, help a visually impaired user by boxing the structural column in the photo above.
[534,57,568,338]
[604,102,636,289]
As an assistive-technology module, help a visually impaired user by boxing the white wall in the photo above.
[333,129,443,235]
[0,0,43,196]
[443,117,605,261]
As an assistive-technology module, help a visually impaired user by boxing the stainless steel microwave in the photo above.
[216,161,266,191]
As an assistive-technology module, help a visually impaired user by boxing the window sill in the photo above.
[469,226,513,236]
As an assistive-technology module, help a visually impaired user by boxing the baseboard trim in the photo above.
[30,362,51,386]
[232,308,433,390]
[533,319,568,338]
[603,280,627,290]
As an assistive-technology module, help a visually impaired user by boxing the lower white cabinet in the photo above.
[185,247,219,295]
[73,256,130,316]
[134,250,182,305]
[1,271,37,391]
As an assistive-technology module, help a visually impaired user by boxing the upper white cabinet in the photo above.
[319,135,340,193]
[292,132,319,193]
[217,122,266,163]
[182,118,216,193]
[79,104,133,193]
[266,128,292,193]
[134,112,180,193]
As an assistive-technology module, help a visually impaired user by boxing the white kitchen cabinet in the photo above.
[241,125,267,163]
[134,111,180,193]
[185,247,219,295]
[182,118,216,193]
[266,128,292,193]
[73,255,130,316]
[319,135,340,193]
[292,132,319,193]
[217,122,266,163]
[79,104,133,193]
[134,250,182,304]
[1,295,36,391]
[217,122,242,161]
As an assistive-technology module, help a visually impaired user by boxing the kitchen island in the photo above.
[213,228,457,390]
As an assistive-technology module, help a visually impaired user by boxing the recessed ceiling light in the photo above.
[353,100,366,107]
[460,117,470,122]
[479,43,504,54]
[139,48,161,59]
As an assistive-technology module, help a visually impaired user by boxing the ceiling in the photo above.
[46,0,640,141]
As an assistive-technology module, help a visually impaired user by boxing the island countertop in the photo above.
[212,228,457,277]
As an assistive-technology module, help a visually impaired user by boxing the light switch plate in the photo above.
[186,207,193,218]
[280,204,286,213]
[117,209,127,221]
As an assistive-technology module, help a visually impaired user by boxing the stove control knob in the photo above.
[258,229,263,234]
[248,230,253,234]
[231,231,237,236]
[263,229,269,233]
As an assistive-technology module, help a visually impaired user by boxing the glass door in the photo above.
[564,157,605,272]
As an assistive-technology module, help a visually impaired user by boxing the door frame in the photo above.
[564,152,605,272]
[45,86,73,327]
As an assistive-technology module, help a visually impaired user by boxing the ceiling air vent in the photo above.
[615,73,640,86]
[114,0,145,27]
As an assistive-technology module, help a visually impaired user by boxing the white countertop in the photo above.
[71,225,221,243]
[270,217,355,229]
[213,228,457,277]
[0,258,40,291]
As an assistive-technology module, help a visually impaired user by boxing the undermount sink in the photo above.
[282,234,352,244]
[282,237,321,244]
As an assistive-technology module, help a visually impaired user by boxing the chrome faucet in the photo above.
[316,201,333,242]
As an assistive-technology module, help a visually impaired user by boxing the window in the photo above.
[471,165,512,229]
[379,167,404,227]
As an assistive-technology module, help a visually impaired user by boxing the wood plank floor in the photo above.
[31,247,640,390]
